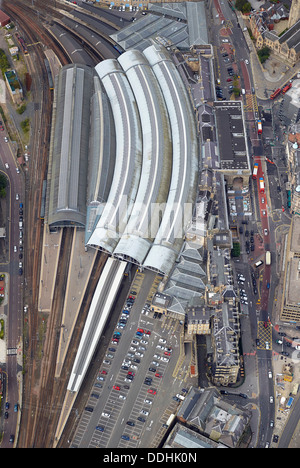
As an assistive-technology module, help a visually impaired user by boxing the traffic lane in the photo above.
[214,0,226,21]
[257,356,275,446]
[3,356,19,447]
[240,60,251,92]
[0,137,16,170]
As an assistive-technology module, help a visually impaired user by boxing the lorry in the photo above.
[257,120,262,135]
[252,163,258,180]
[259,177,265,193]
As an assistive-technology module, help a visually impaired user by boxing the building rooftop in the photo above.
[110,1,208,51]
[214,101,250,173]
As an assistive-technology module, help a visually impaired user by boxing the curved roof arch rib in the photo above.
[142,44,199,276]
[87,59,143,253]
[113,49,173,265]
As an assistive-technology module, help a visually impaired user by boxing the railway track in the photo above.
[1,0,71,448]
[1,0,114,447]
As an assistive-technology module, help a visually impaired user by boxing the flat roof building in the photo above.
[0,10,10,28]
[214,101,251,184]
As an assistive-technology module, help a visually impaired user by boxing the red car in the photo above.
[127,371,135,376]
[145,330,151,335]
[226,78,232,82]
[164,351,171,356]
[137,328,144,333]
[111,339,119,344]
[113,385,120,390]
[155,373,162,378]
[101,370,107,375]
[147,388,157,395]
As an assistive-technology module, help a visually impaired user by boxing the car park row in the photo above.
[80,292,175,447]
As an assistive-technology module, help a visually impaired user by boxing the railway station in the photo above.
[44,39,199,427]
[46,42,199,276]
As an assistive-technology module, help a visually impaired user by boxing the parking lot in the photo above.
[71,271,187,448]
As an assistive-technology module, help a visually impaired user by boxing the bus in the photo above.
[270,88,281,100]
[257,120,262,135]
[259,177,265,193]
[266,251,271,265]
[252,163,258,179]
[282,82,292,95]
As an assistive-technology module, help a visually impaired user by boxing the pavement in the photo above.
[267,218,300,447]
[37,226,98,378]
[235,11,300,100]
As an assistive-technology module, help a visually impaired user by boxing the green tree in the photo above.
[231,242,241,257]
[258,47,271,63]
[20,118,30,134]
[235,0,251,13]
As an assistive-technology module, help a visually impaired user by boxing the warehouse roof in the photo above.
[47,64,97,228]
[0,10,10,26]
[110,1,208,51]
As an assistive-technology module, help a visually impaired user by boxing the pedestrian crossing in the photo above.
[244,93,258,112]
[257,321,272,350]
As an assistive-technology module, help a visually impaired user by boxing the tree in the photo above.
[231,242,241,257]
[235,0,251,13]
[258,47,271,64]
[0,173,7,198]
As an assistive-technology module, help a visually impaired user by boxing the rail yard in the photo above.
[0,0,119,447]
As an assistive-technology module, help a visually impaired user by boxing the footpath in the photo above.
[236,11,300,99]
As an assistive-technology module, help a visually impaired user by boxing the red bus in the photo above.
[252,163,258,179]
[282,82,292,95]
[270,88,281,100]
[257,120,262,135]
[259,177,265,193]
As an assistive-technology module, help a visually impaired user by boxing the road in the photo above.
[0,131,24,446]
[208,0,291,448]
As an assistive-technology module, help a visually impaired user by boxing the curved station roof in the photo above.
[47,44,199,276]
